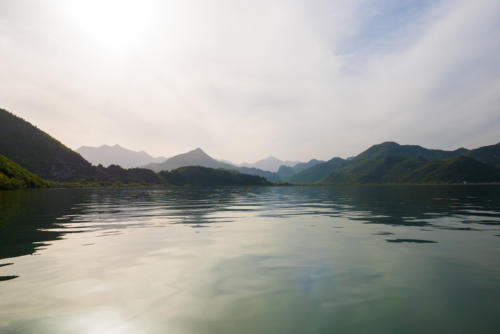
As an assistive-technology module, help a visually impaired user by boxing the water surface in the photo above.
[1,186,500,333]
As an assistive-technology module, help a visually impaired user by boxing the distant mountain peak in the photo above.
[190,147,206,154]
[378,141,400,147]
[141,147,232,172]
[187,147,211,158]
[239,156,300,172]
[76,144,167,168]
[261,156,282,162]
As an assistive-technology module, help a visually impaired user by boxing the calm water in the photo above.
[1,186,500,333]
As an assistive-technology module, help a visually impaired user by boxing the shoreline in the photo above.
[2,182,500,192]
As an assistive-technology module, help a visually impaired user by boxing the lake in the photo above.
[1,185,500,333]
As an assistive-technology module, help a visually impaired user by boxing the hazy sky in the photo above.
[1,0,499,162]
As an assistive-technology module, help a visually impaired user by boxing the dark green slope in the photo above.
[294,141,498,185]
[465,143,500,168]
[288,141,467,184]
[92,165,163,184]
[276,159,324,181]
[0,154,49,190]
[322,156,500,184]
[0,108,164,184]
[292,159,324,173]
[419,156,500,183]
[0,108,94,181]
[159,166,271,186]
[276,165,296,180]
[236,167,281,183]
[289,158,345,184]
[355,141,468,162]
[323,156,425,184]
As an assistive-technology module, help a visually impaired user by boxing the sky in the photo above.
[0,0,499,162]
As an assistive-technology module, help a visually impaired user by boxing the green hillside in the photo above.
[237,166,281,183]
[323,156,425,183]
[0,108,164,185]
[418,156,500,183]
[465,143,500,168]
[276,159,324,181]
[291,159,324,173]
[322,156,500,184]
[92,165,163,184]
[159,166,271,186]
[0,154,49,190]
[289,158,345,184]
[0,108,95,181]
[276,165,296,180]
[1,107,498,186]
[293,141,500,185]
[355,141,468,162]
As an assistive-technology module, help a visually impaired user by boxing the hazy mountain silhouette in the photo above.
[142,148,233,172]
[275,165,295,180]
[77,144,166,169]
[289,158,346,184]
[239,156,300,172]
[276,159,324,181]
[142,148,284,182]
[291,159,324,173]
[237,166,281,183]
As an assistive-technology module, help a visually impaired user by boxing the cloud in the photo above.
[0,0,499,161]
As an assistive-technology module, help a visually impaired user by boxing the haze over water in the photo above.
[1,185,500,333]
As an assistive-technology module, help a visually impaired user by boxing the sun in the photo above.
[56,0,161,56]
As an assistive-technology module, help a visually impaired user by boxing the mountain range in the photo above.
[141,148,283,182]
[239,156,300,172]
[81,144,302,173]
[142,148,231,172]
[0,108,96,181]
[66,138,500,185]
[288,141,500,184]
[76,145,166,169]
[0,108,270,188]
[1,107,499,188]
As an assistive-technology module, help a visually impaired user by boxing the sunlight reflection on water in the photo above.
[1,185,500,333]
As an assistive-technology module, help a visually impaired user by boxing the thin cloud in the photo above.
[0,0,498,161]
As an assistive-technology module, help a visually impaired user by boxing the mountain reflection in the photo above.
[1,186,499,262]
[0,189,91,260]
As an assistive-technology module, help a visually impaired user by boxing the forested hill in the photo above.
[0,108,95,181]
[287,142,500,184]
[0,154,49,190]
[464,143,500,168]
[322,155,500,184]
[159,166,271,186]
[354,141,468,162]
[1,107,499,186]
[0,108,165,184]
[0,108,275,187]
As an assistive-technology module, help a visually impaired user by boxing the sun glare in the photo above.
[56,0,161,56]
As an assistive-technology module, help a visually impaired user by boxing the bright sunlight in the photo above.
[55,0,162,56]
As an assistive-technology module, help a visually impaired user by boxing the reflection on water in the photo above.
[1,186,500,333]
